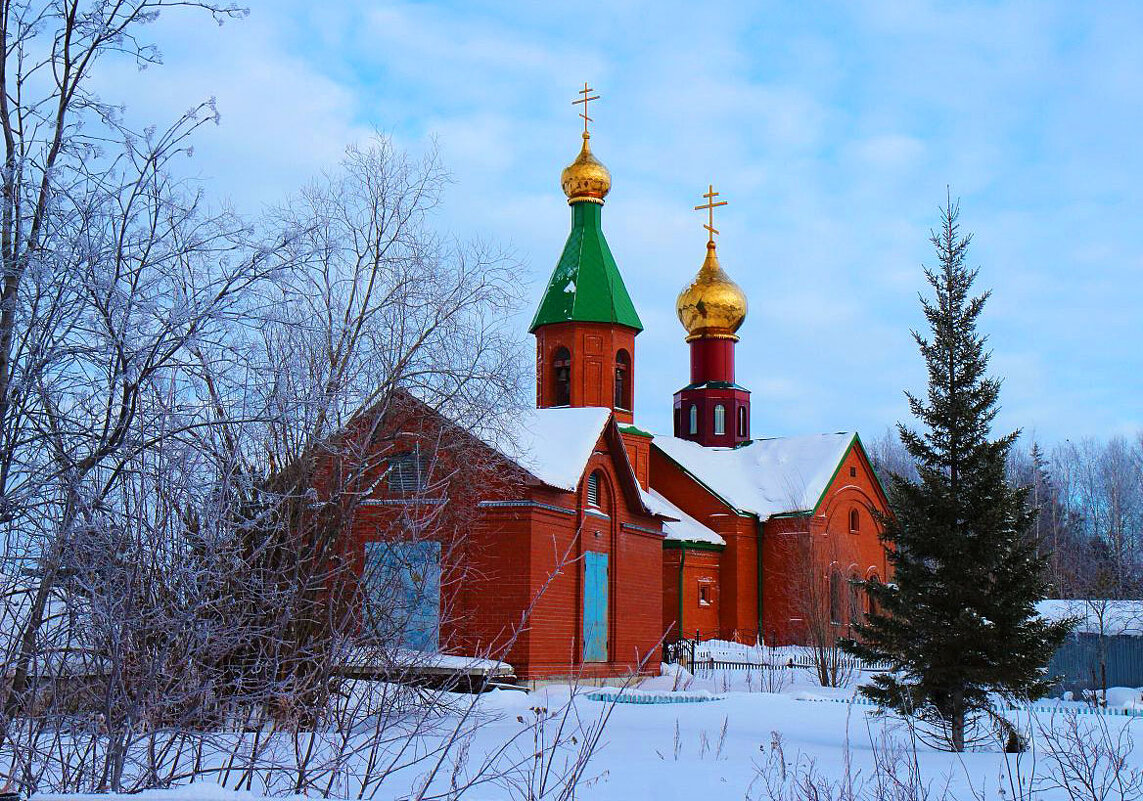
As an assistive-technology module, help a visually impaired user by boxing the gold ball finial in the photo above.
[676,185,747,341]
[562,83,611,204]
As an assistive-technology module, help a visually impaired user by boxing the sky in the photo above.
[99,1,1143,447]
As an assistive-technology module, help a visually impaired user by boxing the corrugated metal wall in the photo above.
[1049,633,1143,693]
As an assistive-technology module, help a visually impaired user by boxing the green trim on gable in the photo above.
[530,202,643,333]
[854,432,894,511]
[618,423,654,438]
[810,434,859,515]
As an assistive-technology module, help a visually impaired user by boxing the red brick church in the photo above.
[347,94,891,680]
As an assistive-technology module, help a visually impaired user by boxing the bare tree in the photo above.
[1053,437,1143,598]
[0,0,251,731]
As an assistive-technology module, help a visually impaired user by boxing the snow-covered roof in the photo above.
[1036,600,1143,637]
[479,406,613,492]
[641,489,725,546]
[652,432,856,519]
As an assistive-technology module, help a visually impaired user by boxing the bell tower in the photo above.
[530,84,642,425]
[673,185,751,447]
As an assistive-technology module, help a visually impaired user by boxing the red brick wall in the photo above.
[761,517,812,645]
[650,447,758,641]
[760,438,893,645]
[535,321,638,424]
[329,395,664,680]
[663,546,722,641]
[510,440,663,679]
[619,430,651,490]
[651,436,893,647]
[714,515,760,641]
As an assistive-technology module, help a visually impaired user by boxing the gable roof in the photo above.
[651,432,857,519]
[641,488,725,546]
[477,406,653,516]
[479,406,612,492]
[529,202,643,332]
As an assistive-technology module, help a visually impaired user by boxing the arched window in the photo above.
[849,508,861,533]
[829,569,844,625]
[553,346,571,406]
[847,569,862,626]
[737,405,747,437]
[713,404,726,436]
[867,572,881,617]
[614,349,631,410]
[688,404,698,435]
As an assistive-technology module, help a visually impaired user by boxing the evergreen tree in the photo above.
[844,198,1071,752]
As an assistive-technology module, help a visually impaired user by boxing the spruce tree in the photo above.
[844,199,1071,752]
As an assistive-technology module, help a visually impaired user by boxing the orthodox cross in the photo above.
[572,82,600,135]
[694,184,728,243]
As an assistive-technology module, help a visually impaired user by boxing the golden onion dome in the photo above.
[676,240,748,341]
[560,132,611,204]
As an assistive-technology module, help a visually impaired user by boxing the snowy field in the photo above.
[30,662,1143,801]
[478,667,1143,800]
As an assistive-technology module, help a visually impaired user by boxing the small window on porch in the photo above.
[698,582,712,607]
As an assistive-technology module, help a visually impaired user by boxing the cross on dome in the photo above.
[572,82,600,136]
[560,82,611,203]
[694,184,728,244]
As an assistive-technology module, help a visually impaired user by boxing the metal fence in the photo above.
[663,639,890,673]
[1048,633,1143,694]
[666,634,1143,694]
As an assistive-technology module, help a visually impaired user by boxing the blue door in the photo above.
[363,541,441,652]
[583,551,609,663]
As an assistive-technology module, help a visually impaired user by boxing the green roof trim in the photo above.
[618,423,654,438]
[529,202,643,333]
[663,539,725,552]
[649,442,756,519]
[678,380,751,392]
[809,433,859,515]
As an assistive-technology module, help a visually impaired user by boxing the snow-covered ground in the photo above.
[463,667,1143,800]
[25,664,1143,800]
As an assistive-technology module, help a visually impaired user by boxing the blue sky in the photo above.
[103,1,1142,446]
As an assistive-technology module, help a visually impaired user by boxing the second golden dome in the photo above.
[676,241,748,341]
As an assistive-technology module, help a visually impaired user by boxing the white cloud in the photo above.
[72,0,1143,443]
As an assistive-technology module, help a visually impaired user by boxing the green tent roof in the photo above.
[529,202,643,333]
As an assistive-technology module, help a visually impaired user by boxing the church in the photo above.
[346,88,891,681]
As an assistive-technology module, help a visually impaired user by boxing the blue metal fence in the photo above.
[1048,633,1143,694]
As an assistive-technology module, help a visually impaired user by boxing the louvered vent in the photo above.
[388,451,423,494]
[587,471,600,507]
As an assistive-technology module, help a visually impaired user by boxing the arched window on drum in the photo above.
[713,404,726,436]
